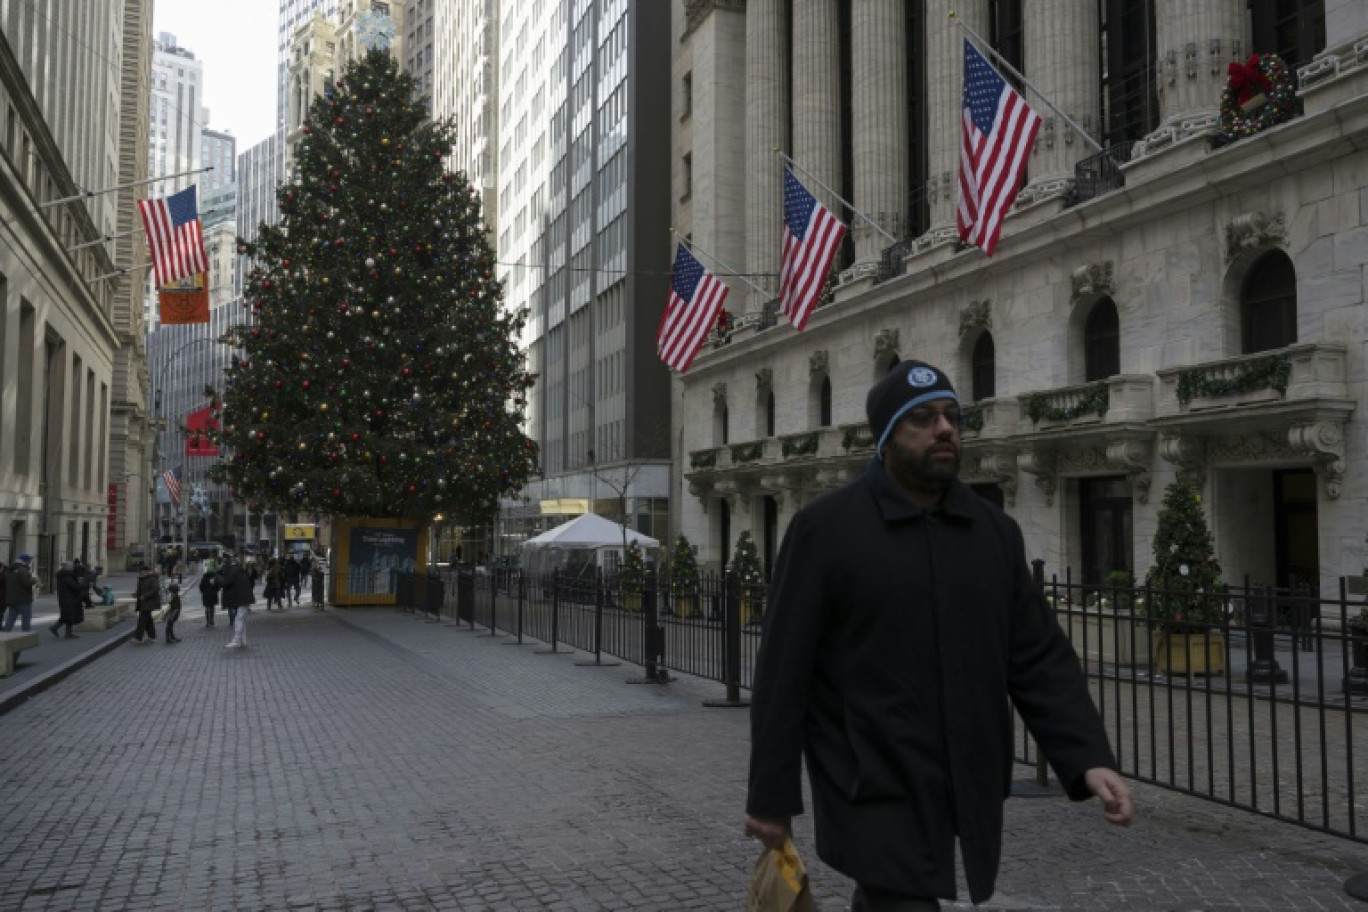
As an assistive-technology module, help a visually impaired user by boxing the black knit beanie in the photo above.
[866,359,959,455]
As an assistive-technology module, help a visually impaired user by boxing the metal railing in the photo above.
[1067,140,1137,207]
[382,562,1367,845]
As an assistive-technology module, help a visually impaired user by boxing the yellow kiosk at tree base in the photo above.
[283,523,315,554]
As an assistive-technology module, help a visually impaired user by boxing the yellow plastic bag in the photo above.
[746,837,817,912]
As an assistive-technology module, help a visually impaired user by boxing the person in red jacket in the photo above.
[745,360,1133,911]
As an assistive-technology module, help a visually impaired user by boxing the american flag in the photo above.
[137,186,209,288]
[162,465,183,504]
[780,168,846,331]
[957,39,1041,257]
[657,244,729,373]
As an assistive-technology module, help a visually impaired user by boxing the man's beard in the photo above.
[886,442,959,493]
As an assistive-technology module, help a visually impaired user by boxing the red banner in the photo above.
[107,484,119,548]
[185,405,220,456]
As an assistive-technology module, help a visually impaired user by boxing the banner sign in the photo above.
[284,523,315,541]
[107,484,119,548]
[158,272,209,325]
[185,404,220,456]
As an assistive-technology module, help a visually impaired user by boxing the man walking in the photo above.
[745,360,1133,911]
[217,555,254,649]
[2,554,36,632]
[50,562,84,639]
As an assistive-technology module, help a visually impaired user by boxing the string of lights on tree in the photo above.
[208,49,537,523]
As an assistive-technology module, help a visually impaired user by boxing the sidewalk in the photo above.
[0,593,1364,911]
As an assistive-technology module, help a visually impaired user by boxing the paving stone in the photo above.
[1,603,1365,910]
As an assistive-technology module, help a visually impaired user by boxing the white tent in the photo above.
[520,513,660,578]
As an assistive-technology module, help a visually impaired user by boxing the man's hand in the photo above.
[1084,767,1134,826]
[744,814,791,851]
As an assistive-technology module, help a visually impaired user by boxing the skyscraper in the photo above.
[496,1,674,546]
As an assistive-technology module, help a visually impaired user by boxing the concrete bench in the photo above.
[113,598,136,621]
[76,605,121,632]
[0,631,40,676]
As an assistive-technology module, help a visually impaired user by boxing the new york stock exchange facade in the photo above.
[671,1,1368,597]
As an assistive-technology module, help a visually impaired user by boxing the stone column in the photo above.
[850,0,907,268]
[1140,1,1242,153]
[792,0,842,214]
[923,0,986,241]
[1019,0,1100,204]
[745,0,788,313]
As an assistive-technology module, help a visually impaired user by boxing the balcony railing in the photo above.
[1155,344,1348,417]
[1019,374,1155,432]
[1066,141,1137,208]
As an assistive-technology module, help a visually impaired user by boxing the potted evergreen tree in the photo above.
[1143,479,1227,675]
[619,541,645,612]
[668,534,700,618]
[731,531,765,625]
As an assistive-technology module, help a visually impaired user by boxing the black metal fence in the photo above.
[384,563,1367,845]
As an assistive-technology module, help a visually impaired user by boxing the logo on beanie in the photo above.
[907,366,938,388]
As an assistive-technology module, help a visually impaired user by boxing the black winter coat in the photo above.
[747,460,1116,904]
[199,572,219,608]
[135,573,161,614]
[56,568,85,624]
[217,565,254,610]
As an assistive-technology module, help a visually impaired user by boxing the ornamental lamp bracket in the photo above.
[1071,262,1114,300]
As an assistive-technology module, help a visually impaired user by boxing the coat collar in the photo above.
[863,457,978,524]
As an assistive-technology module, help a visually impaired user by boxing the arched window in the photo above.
[1242,251,1297,354]
[819,377,832,427]
[765,390,776,437]
[714,402,729,446]
[971,332,996,401]
[1084,298,1120,381]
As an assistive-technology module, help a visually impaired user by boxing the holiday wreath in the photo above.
[1217,53,1296,144]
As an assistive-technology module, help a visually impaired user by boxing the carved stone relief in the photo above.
[809,350,829,377]
[958,300,991,338]
[1071,261,1114,300]
[874,328,900,360]
[711,382,727,410]
[755,367,773,391]
[1225,211,1288,261]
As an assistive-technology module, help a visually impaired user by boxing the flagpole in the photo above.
[777,150,899,245]
[671,230,767,297]
[90,262,153,283]
[37,166,215,209]
[69,227,139,252]
[949,11,1104,155]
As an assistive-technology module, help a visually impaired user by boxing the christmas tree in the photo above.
[731,530,765,623]
[620,540,646,596]
[211,50,536,523]
[668,533,699,599]
[1144,479,1224,630]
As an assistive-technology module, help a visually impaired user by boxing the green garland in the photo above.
[781,432,820,458]
[1027,384,1109,424]
[1217,53,1296,144]
[962,405,985,433]
[1176,354,1290,406]
[689,449,718,470]
[730,441,764,464]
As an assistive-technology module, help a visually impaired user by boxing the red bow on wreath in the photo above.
[1227,54,1272,105]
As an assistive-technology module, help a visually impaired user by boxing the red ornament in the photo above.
[351,433,360,441]
[332,487,341,497]
[341,358,350,368]
[302,381,310,389]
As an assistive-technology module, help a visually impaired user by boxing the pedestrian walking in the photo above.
[200,568,219,627]
[2,554,36,632]
[132,564,160,643]
[284,555,302,605]
[49,561,85,639]
[263,559,285,611]
[163,584,182,644]
[216,556,254,649]
[744,360,1133,911]
[310,562,325,610]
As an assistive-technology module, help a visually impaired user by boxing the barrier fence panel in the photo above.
[382,561,1364,845]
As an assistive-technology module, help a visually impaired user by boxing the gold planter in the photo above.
[1153,631,1227,676]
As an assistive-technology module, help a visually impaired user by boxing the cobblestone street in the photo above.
[1,601,1365,911]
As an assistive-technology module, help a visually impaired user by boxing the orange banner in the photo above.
[158,272,209,324]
